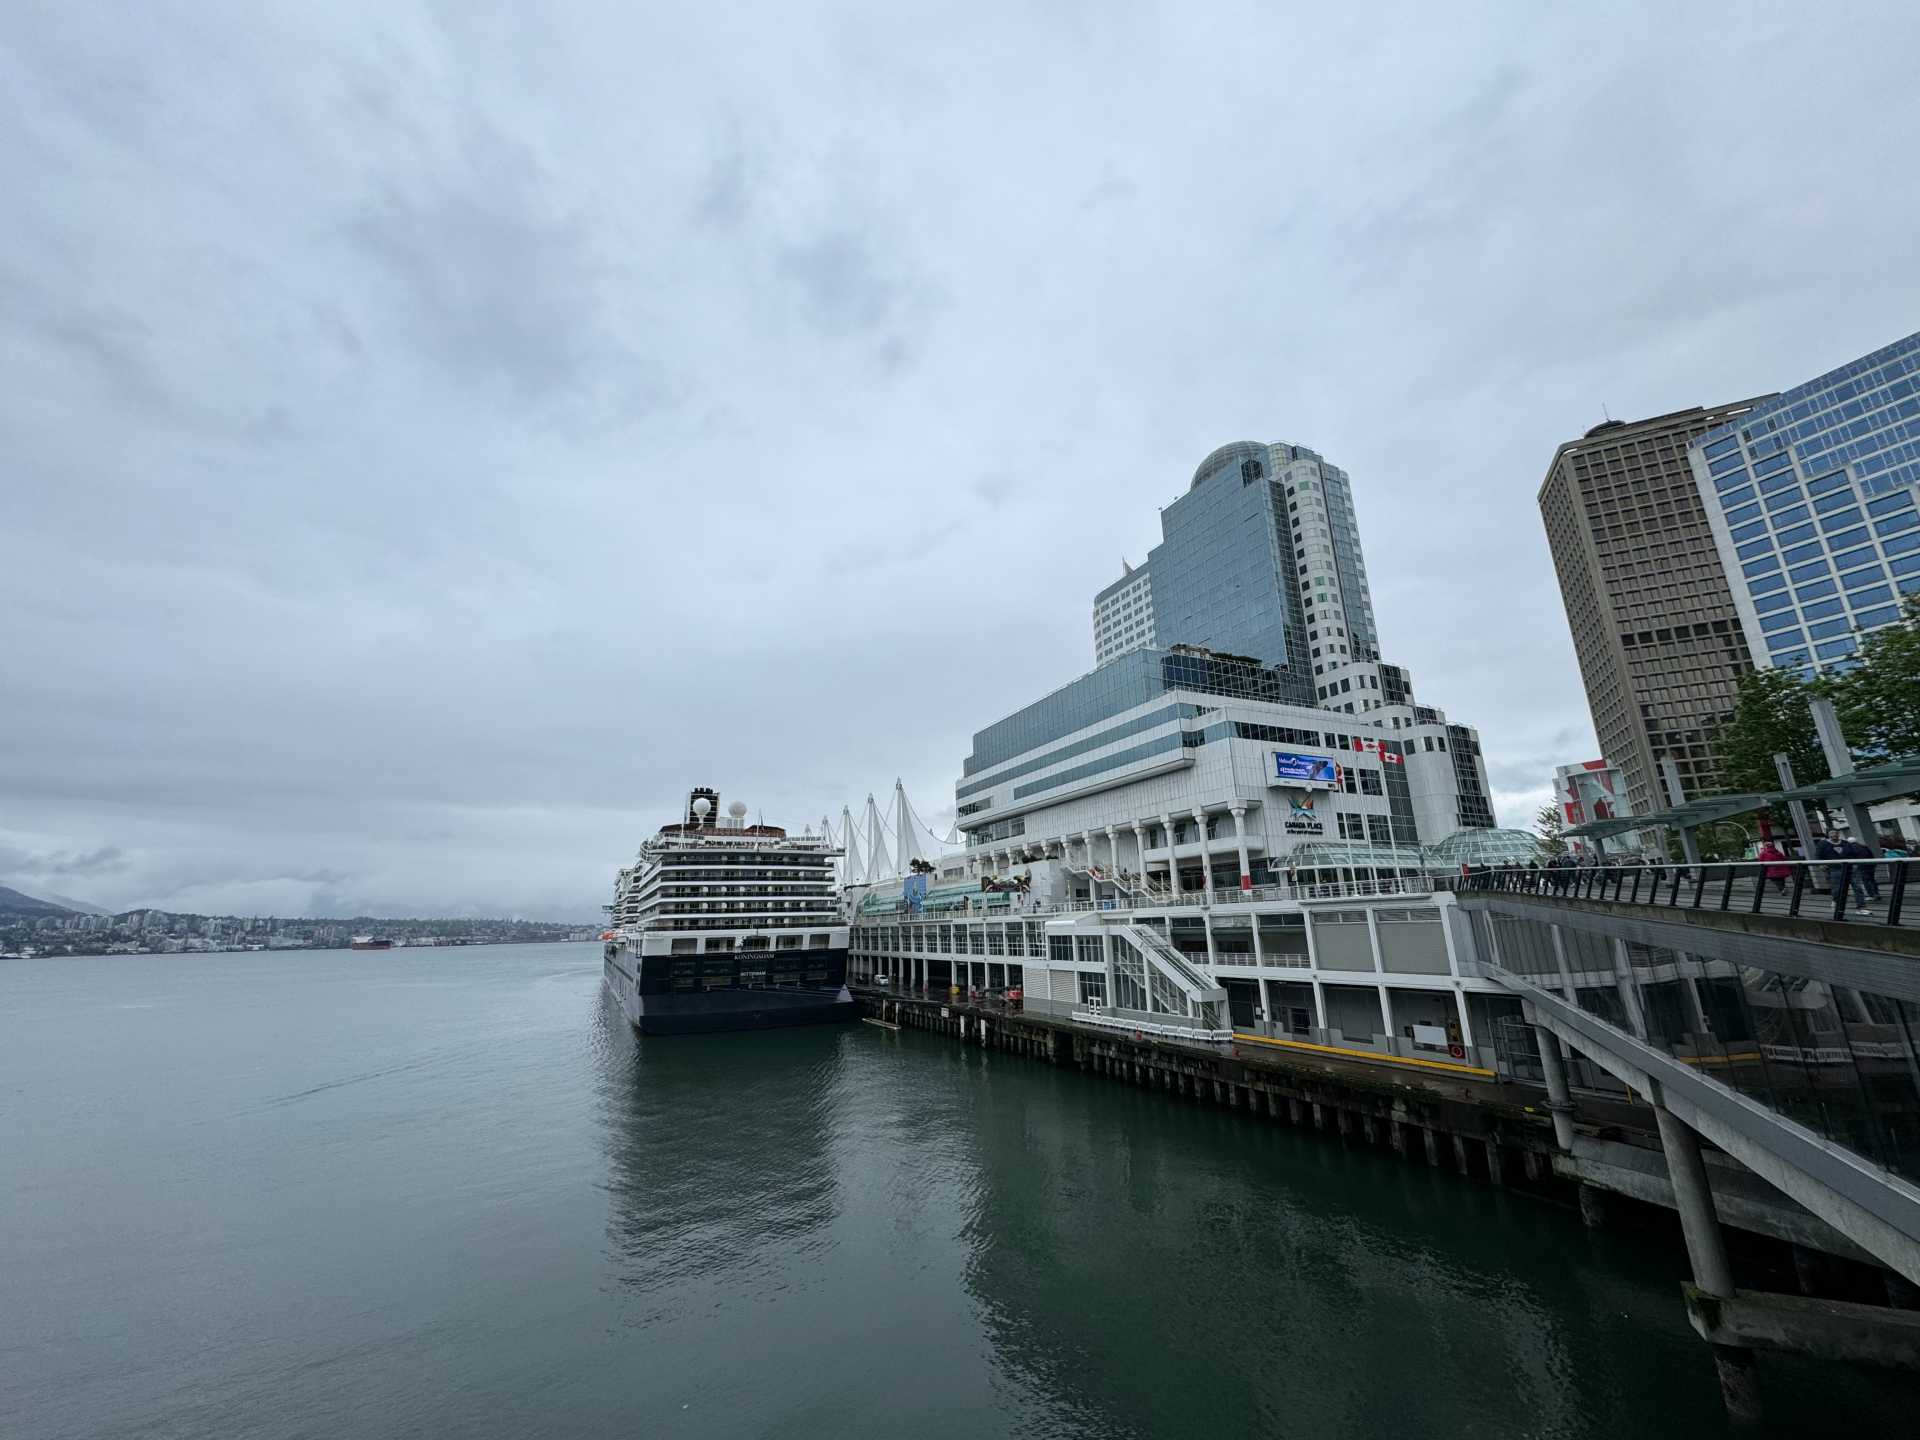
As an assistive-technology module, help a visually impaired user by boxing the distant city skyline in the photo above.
[5,5,1919,917]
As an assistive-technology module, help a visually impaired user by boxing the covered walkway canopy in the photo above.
[1563,753,1920,848]
[1564,792,1778,843]
[1776,754,1920,810]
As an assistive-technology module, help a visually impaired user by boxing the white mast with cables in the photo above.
[841,804,863,886]
[862,794,888,883]
[893,778,913,874]
[834,782,966,880]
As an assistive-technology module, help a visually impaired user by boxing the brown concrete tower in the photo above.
[1538,400,1773,819]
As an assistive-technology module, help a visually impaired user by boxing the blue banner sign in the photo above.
[1272,751,1338,787]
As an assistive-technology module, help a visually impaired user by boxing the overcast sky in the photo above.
[5,4,1919,920]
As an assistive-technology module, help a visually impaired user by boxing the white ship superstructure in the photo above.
[603,788,852,1034]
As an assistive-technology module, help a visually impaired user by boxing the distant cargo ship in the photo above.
[350,936,395,951]
[602,787,852,1035]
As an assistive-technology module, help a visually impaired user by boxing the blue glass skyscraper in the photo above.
[1690,332,1920,673]
[1092,441,1389,714]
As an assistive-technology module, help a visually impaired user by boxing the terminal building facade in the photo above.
[851,441,1528,1069]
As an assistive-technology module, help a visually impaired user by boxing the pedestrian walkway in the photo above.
[1463,858,1920,935]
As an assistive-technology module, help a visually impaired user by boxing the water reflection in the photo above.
[591,992,845,1322]
[937,1042,1909,1439]
[580,985,1914,1438]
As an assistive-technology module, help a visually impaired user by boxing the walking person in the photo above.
[1814,832,1871,911]
[1842,833,1882,901]
[1756,838,1790,895]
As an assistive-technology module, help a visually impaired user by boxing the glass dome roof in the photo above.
[1423,828,1545,867]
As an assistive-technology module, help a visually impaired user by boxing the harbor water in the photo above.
[2,943,1910,1438]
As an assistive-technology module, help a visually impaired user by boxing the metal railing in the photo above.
[855,872,1442,927]
[1074,875,1435,907]
[1459,858,1917,930]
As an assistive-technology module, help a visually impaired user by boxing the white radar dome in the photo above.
[728,800,749,819]
[692,797,712,816]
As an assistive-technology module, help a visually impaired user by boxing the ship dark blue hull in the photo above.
[605,945,855,1035]
[624,987,857,1034]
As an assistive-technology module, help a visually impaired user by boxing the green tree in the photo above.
[1716,665,1829,812]
[1533,799,1566,857]
[1826,594,1920,759]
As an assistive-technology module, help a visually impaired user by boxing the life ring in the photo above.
[1448,1043,1465,1059]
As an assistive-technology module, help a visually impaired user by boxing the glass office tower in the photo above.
[1690,332,1920,674]
[1090,440,1387,711]
[1085,440,1496,833]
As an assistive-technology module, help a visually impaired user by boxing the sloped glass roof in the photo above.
[1284,841,1430,869]
[1424,828,1545,866]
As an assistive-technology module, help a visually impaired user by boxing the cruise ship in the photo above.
[603,788,853,1034]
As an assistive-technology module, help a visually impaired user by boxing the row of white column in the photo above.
[973,805,1258,901]
[849,947,1016,995]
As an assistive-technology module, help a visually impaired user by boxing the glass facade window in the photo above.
[1694,333,1920,670]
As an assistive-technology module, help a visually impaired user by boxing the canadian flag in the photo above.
[1350,737,1403,765]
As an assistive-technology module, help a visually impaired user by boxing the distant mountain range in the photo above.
[35,890,110,916]
[0,885,89,917]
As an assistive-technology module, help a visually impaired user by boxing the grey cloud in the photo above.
[697,121,764,227]
[4,2,1918,920]
[345,168,605,404]
[0,843,129,877]
[778,232,908,338]
[0,266,174,416]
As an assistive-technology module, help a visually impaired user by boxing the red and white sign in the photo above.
[1349,738,1403,765]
